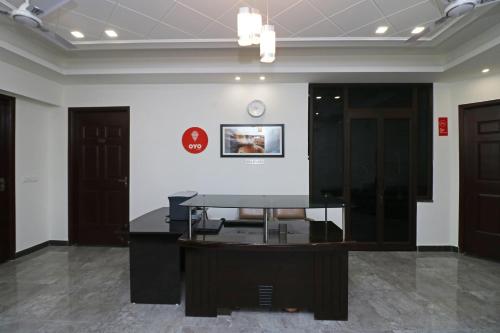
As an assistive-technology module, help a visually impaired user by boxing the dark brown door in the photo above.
[0,94,15,262]
[69,107,130,245]
[460,101,500,260]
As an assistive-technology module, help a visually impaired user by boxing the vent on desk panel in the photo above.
[258,285,273,308]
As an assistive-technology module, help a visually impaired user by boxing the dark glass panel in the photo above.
[310,87,344,202]
[383,119,410,242]
[417,85,433,200]
[348,85,413,109]
[350,119,377,242]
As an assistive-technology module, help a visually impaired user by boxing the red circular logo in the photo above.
[182,127,208,154]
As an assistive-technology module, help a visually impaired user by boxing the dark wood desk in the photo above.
[179,219,348,321]
[129,207,188,304]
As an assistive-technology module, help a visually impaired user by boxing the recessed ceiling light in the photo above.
[105,29,118,38]
[334,96,341,100]
[235,76,241,81]
[482,68,490,73]
[316,96,322,100]
[71,31,84,39]
[375,26,388,34]
[411,26,425,35]
[259,76,266,81]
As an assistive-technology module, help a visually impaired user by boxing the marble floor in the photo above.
[0,247,499,333]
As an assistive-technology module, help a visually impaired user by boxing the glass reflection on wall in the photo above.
[350,119,378,242]
[310,87,344,202]
[383,119,410,242]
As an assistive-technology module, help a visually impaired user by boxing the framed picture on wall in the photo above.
[220,124,285,157]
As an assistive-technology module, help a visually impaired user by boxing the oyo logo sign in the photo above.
[182,127,208,154]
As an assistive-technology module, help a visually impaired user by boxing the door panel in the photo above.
[462,103,500,260]
[0,95,15,262]
[350,119,378,242]
[70,108,130,246]
[383,119,410,242]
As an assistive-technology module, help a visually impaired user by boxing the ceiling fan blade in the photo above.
[33,0,71,17]
[32,25,76,49]
[405,16,451,43]
[0,0,16,11]
[0,9,10,15]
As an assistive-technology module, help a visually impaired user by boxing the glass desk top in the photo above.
[180,219,344,246]
[180,194,345,209]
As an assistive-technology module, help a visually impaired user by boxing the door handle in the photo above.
[0,178,5,192]
[117,176,128,187]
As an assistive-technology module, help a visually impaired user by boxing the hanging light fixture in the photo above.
[260,1,275,63]
[237,7,261,46]
[236,1,275,63]
[260,25,275,63]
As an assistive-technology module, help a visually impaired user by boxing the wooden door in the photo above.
[69,107,130,245]
[0,94,15,262]
[460,101,500,260]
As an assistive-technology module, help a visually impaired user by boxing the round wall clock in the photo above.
[247,100,266,118]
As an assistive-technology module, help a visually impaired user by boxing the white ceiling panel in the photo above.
[273,1,325,33]
[242,0,303,18]
[294,18,343,37]
[108,5,159,37]
[199,22,236,39]
[57,11,106,39]
[373,0,427,16]
[162,3,213,36]
[345,18,392,37]
[117,0,175,21]
[178,0,238,19]
[330,1,383,32]
[307,0,363,17]
[148,22,193,39]
[67,0,116,22]
[2,0,496,49]
[387,1,442,32]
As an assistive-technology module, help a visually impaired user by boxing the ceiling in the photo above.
[0,0,473,49]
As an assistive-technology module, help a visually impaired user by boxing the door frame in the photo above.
[458,98,500,252]
[68,106,130,245]
[0,94,16,260]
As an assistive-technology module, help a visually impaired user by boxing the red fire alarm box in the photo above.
[438,117,448,136]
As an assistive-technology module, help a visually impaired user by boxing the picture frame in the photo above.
[220,124,285,158]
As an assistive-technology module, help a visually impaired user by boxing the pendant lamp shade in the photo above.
[260,24,276,63]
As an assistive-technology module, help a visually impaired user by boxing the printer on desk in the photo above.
[168,191,198,221]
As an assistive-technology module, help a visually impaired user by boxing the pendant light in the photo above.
[238,7,262,46]
[260,1,275,63]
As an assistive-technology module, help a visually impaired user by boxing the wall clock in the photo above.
[247,100,266,118]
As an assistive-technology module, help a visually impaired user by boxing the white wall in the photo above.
[417,74,500,247]
[15,98,57,251]
[57,83,309,230]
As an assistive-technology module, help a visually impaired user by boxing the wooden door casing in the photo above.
[69,107,130,246]
[0,94,15,262]
[460,100,500,260]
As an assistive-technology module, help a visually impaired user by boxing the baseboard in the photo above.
[417,246,459,252]
[15,240,69,258]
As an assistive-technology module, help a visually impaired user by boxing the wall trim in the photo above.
[14,240,70,259]
[417,246,459,252]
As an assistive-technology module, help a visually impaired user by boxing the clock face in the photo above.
[247,100,266,118]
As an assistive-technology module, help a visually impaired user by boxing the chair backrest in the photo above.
[239,208,264,220]
[273,208,306,220]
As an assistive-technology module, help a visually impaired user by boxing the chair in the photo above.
[272,208,312,222]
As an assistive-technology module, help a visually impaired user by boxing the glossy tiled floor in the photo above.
[0,247,499,333]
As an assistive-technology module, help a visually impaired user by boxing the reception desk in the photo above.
[129,195,348,320]
[179,195,348,320]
